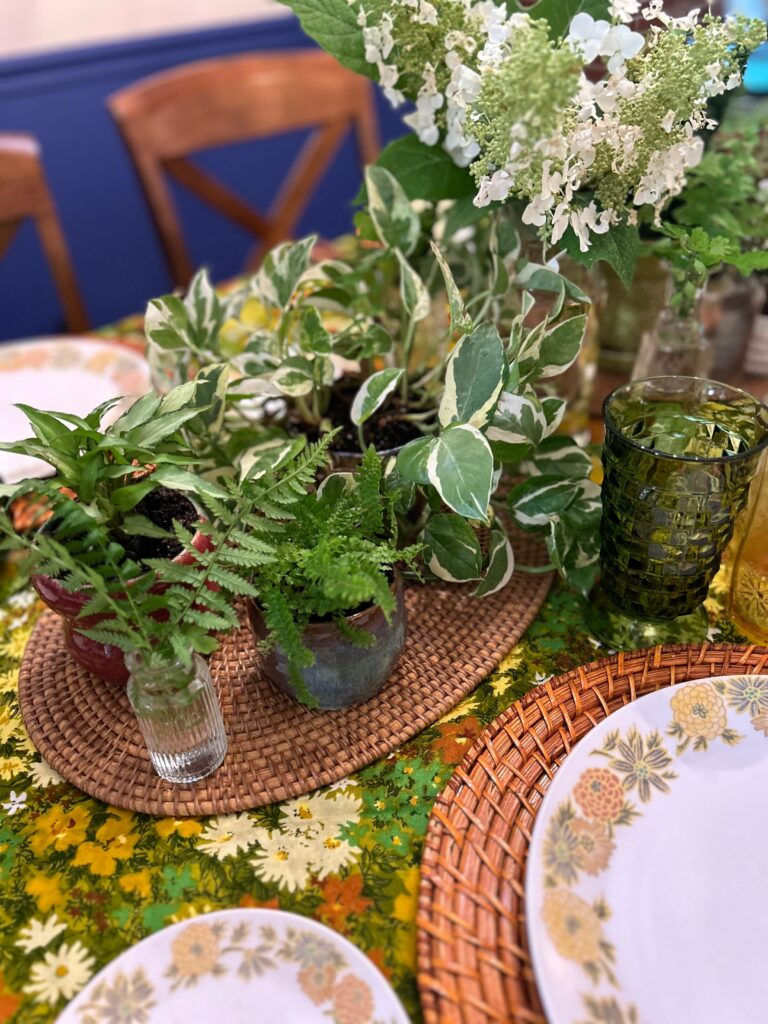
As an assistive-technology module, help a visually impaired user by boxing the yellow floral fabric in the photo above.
[0,559,738,1023]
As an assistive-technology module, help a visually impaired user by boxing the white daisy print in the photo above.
[196,814,262,860]
[25,941,95,1003]
[16,915,67,953]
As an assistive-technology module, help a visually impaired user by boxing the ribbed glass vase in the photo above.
[126,653,227,784]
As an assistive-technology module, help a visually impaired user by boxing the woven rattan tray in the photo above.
[417,642,768,1024]
[18,535,551,817]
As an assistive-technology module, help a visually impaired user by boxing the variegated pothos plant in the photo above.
[144,167,601,595]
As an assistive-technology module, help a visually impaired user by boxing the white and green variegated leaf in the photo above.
[439,323,507,430]
[238,435,306,481]
[254,235,317,309]
[396,252,431,322]
[423,513,483,582]
[521,436,594,479]
[541,396,567,438]
[430,241,472,336]
[184,268,224,341]
[486,392,547,450]
[144,295,195,351]
[272,355,316,397]
[475,520,515,597]
[317,472,356,502]
[351,368,404,426]
[396,435,435,486]
[536,314,587,379]
[507,475,579,529]
[299,307,333,355]
[366,166,420,256]
[426,424,494,523]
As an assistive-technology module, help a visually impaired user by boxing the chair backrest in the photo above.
[0,133,89,333]
[108,50,380,287]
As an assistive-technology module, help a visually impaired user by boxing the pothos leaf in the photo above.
[366,166,421,256]
[396,251,431,322]
[426,424,494,523]
[351,368,404,426]
[430,241,472,337]
[475,520,515,597]
[439,323,507,430]
[423,513,483,582]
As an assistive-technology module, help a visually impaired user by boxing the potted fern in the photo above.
[246,447,421,709]
[0,437,337,781]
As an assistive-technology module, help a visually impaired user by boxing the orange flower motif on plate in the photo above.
[332,973,374,1024]
[298,962,338,1004]
[170,924,220,979]
[572,818,615,875]
[572,768,625,823]
[670,684,727,741]
[541,889,603,964]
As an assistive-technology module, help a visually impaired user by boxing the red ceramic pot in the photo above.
[31,531,214,685]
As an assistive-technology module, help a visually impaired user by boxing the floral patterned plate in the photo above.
[0,337,149,483]
[525,674,768,1024]
[56,908,409,1023]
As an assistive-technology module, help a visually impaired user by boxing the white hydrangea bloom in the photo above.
[475,169,514,206]
[567,13,611,62]
[611,0,641,23]
[601,23,645,72]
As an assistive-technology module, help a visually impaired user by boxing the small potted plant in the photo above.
[246,447,422,709]
[0,372,232,682]
[0,436,337,781]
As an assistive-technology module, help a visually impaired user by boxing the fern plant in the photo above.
[0,436,337,677]
[251,447,422,704]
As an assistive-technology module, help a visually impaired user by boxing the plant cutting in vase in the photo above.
[246,446,422,709]
[0,430,339,779]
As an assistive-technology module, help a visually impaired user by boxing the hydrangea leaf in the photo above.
[364,135,476,202]
[524,0,612,40]
[561,221,642,289]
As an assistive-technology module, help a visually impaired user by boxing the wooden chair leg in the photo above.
[36,210,89,333]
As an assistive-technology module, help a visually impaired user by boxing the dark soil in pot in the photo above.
[292,376,423,457]
[115,487,199,562]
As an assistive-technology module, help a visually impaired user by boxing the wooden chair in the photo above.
[107,50,380,288]
[0,133,89,332]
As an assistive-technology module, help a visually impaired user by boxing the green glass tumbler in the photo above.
[587,376,768,648]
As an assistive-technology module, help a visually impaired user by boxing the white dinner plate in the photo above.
[525,674,768,1024]
[57,908,409,1023]
[0,337,150,483]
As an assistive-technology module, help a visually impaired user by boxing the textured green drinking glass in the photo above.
[586,376,768,648]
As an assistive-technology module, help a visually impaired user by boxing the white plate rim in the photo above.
[57,906,409,1023]
[524,672,768,1024]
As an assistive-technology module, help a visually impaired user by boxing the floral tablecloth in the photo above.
[0,544,741,1024]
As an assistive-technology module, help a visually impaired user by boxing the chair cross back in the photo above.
[0,133,89,333]
[108,50,380,287]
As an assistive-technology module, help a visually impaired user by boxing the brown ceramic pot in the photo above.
[247,575,407,710]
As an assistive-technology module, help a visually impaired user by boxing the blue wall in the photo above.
[0,15,406,340]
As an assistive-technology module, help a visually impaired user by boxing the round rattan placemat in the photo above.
[417,642,768,1024]
[18,534,551,817]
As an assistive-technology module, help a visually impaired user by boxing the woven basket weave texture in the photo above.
[18,536,551,817]
[417,642,768,1024]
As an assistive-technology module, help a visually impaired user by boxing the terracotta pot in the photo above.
[31,531,214,685]
[247,576,407,710]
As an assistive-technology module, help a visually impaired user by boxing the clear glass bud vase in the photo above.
[126,653,227,784]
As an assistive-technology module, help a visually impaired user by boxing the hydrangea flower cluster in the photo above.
[356,0,766,251]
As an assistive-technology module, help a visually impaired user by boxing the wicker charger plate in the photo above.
[17,533,551,817]
[417,642,768,1024]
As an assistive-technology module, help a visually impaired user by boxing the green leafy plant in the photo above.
[251,447,422,704]
[0,436,337,674]
[0,374,232,544]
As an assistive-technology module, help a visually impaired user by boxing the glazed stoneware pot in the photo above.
[31,532,213,685]
[247,576,407,710]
